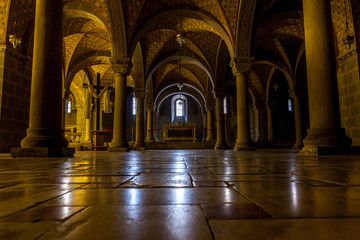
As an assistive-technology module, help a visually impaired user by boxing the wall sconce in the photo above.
[9,35,21,49]
[342,0,354,49]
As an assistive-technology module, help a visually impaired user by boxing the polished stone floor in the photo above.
[0,149,360,239]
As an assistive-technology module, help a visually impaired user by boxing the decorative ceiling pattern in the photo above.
[0,0,10,44]
[64,0,110,29]
[124,0,234,44]
[4,0,358,108]
[5,0,35,50]
[330,0,357,55]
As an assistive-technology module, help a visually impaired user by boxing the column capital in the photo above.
[288,90,298,100]
[266,101,275,109]
[62,89,71,100]
[146,104,154,111]
[213,88,227,99]
[230,57,254,76]
[135,88,146,99]
[111,58,133,76]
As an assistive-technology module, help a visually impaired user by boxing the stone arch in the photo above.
[156,92,204,116]
[129,9,234,59]
[65,53,111,91]
[236,0,258,57]
[154,83,206,109]
[64,2,109,31]
[106,0,127,57]
[146,54,215,91]
[262,64,295,104]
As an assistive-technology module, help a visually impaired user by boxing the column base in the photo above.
[134,146,146,151]
[145,139,155,143]
[303,128,352,146]
[299,145,352,155]
[300,128,352,155]
[214,142,228,150]
[11,147,75,158]
[108,147,129,152]
[233,140,255,151]
[206,139,216,143]
[233,146,256,151]
[292,143,303,149]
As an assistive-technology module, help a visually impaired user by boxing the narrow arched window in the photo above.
[67,100,72,114]
[176,99,184,117]
[223,97,227,114]
[171,94,187,123]
[288,98,293,112]
[132,94,137,115]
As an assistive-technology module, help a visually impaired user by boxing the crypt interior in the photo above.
[1,0,360,239]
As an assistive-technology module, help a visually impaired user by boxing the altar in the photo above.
[163,122,196,142]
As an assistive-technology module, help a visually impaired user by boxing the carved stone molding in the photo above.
[230,56,254,76]
[135,88,147,99]
[111,58,132,76]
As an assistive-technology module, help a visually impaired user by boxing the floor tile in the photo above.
[202,203,271,219]
[230,181,360,218]
[43,188,249,206]
[40,206,212,240]
[0,221,58,240]
[121,173,192,187]
[1,206,85,222]
[210,218,360,240]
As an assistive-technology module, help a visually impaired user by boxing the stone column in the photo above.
[84,119,92,142]
[109,60,132,152]
[202,113,207,142]
[290,91,303,149]
[145,104,155,143]
[266,102,273,142]
[206,107,215,142]
[214,91,227,150]
[230,57,254,150]
[12,0,70,157]
[301,0,352,154]
[134,89,146,150]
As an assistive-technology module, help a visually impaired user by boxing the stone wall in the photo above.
[337,50,360,146]
[155,96,204,142]
[0,48,31,152]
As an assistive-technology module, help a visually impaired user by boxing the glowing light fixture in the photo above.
[82,34,89,90]
[9,34,21,49]
[177,19,185,91]
[342,0,354,49]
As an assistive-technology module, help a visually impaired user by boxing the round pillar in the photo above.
[109,61,132,152]
[145,104,155,143]
[214,92,227,150]
[301,0,352,154]
[206,109,214,142]
[233,72,252,150]
[266,102,273,142]
[15,0,68,157]
[290,92,303,149]
[230,58,254,151]
[134,89,146,149]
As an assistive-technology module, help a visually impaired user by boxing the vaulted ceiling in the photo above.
[2,0,357,107]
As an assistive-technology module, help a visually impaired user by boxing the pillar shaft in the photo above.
[266,104,273,142]
[206,110,214,142]
[134,90,145,149]
[110,63,131,151]
[234,72,251,149]
[215,96,227,149]
[292,96,303,148]
[84,118,92,142]
[145,105,155,142]
[18,0,68,155]
[301,0,351,153]
[202,114,207,142]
